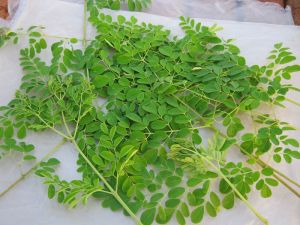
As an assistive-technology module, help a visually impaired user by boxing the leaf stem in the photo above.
[173,94,300,197]
[33,111,71,140]
[255,157,300,189]
[61,113,142,224]
[0,138,67,198]
[212,126,300,197]
[185,147,268,225]
[83,0,90,81]
[83,0,88,49]
[8,31,91,42]
[70,138,142,225]
[203,155,268,224]
[272,173,300,198]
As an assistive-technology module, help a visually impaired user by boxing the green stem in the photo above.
[173,94,300,197]
[272,173,300,198]
[7,30,91,42]
[83,0,88,49]
[0,138,66,198]
[255,158,300,189]
[286,97,300,107]
[61,113,142,225]
[70,138,142,225]
[83,0,90,81]
[212,126,300,197]
[195,151,268,224]
[34,112,71,140]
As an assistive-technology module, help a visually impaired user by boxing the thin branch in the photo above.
[0,138,67,198]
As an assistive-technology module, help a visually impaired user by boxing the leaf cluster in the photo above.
[1,4,300,225]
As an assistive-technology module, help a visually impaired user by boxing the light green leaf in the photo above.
[222,193,234,209]
[141,208,156,225]
[191,206,204,223]
[48,185,55,199]
[127,113,142,123]
[100,151,115,161]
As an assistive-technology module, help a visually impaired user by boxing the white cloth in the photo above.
[61,0,294,25]
[0,0,299,225]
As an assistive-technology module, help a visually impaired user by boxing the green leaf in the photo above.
[265,178,279,187]
[206,201,217,217]
[92,155,103,165]
[159,46,174,57]
[273,154,281,163]
[151,120,167,130]
[165,176,182,187]
[210,192,220,208]
[70,38,78,43]
[261,167,273,176]
[261,184,272,198]
[128,0,135,11]
[116,55,130,64]
[100,151,115,161]
[191,206,204,223]
[181,202,190,217]
[150,193,164,202]
[285,138,299,147]
[280,56,296,64]
[168,187,185,198]
[111,0,120,10]
[48,185,55,199]
[46,158,60,166]
[127,113,142,123]
[219,139,236,152]
[120,145,135,158]
[117,15,126,24]
[100,123,109,134]
[93,74,112,88]
[222,193,234,209]
[165,199,181,208]
[156,206,167,222]
[23,155,36,161]
[17,126,27,139]
[187,178,203,187]
[40,38,47,49]
[4,125,14,139]
[30,32,41,37]
[175,115,190,124]
[285,65,300,73]
[142,103,157,114]
[176,210,185,225]
[192,133,202,144]
[274,43,283,49]
[141,208,156,225]
[0,127,3,139]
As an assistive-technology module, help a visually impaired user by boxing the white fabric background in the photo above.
[0,0,300,225]
[0,0,295,27]
[62,0,294,25]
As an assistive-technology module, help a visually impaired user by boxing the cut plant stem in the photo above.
[82,0,90,80]
[83,0,88,49]
[184,147,268,225]
[0,138,66,198]
[272,173,300,198]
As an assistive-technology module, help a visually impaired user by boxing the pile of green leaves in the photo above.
[1,2,300,225]
[88,0,152,11]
